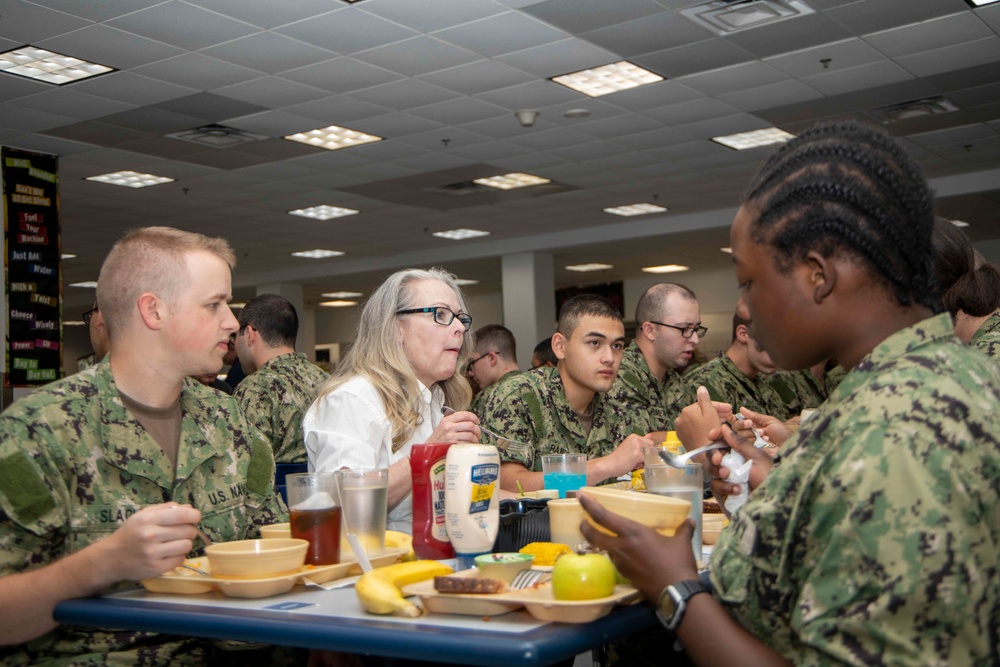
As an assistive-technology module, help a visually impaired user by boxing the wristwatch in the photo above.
[655,579,707,632]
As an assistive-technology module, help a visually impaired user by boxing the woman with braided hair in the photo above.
[579,120,1000,665]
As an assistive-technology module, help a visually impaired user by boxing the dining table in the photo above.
[53,574,659,667]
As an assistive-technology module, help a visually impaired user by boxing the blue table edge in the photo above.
[54,595,657,667]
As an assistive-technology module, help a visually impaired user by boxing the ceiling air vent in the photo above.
[868,97,959,124]
[681,0,815,35]
[423,181,494,197]
[166,124,268,148]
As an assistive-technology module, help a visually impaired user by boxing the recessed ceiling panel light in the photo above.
[712,128,794,150]
[552,60,664,98]
[604,203,669,217]
[229,302,246,310]
[473,173,550,190]
[0,46,114,85]
[320,300,358,307]
[565,263,613,272]
[69,281,98,288]
[64,320,86,326]
[288,205,359,220]
[720,247,733,254]
[61,253,76,260]
[966,0,1000,7]
[85,171,175,188]
[291,249,345,259]
[432,228,491,240]
[284,125,383,151]
[322,291,363,298]
[642,264,690,274]
[453,278,479,286]
[950,219,971,227]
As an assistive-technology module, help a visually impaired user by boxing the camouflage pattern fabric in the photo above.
[678,353,793,420]
[970,309,1000,358]
[478,365,646,472]
[0,361,288,665]
[470,369,520,417]
[234,352,328,464]
[765,369,827,415]
[710,314,1000,665]
[607,341,678,432]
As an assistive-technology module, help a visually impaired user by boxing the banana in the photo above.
[355,560,453,617]
[384,530,415,562]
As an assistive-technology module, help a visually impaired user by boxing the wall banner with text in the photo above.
[2,146,62,386]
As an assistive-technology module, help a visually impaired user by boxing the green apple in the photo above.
[551,553,617,600]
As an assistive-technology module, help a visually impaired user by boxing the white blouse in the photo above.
[303,375,444,533]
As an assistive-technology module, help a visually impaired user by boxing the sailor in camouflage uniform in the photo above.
[970,310,1000,357]
[677,311,793,420]
[467,324,521,417]
[0,228,288,665]
[609,283,704,433]
[234,294,328,464]
[579,121,1000,665]
[479,295,654,493]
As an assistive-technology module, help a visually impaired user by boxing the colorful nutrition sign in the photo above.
[2,146,62,385]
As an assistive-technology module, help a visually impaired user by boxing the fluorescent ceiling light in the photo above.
[604,203,668,217]
[322,291,363,298]
[284,125,382,151]
[453,278,479,286]
[950,219,970,228]
[720,247,733,254]
[320,300,358,307]
[229,302,246,310]
[565,263,613,272]
[642,264,690,274]
[0,46,114,85]
[473,173,550,190]
[965,0,1000,6]
[291,249,345,259]
[61,253,76,260]
[64,320,86,326]
[85,171,175,188]
[432,228,491,240]
[712,128,794,150]
[289,205,359,220]
[552,60,664,98]
[70,281,98,288]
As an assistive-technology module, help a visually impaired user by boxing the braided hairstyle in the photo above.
[743,120,940,313]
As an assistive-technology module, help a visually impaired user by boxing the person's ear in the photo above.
[735,324,749,344]
[137,293,163,330]
[551,333,567,360]
[806,252,836,303]
[641,321,656,341]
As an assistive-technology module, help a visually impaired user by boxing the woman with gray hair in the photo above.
[303,268,482,533]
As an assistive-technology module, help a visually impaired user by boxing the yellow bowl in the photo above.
[701,514,728,545]
[204,538,308,578]
[260,523,291,539]
[578,486,689,537]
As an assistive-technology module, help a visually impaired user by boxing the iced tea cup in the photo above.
[338,467,388,557]
[548,498,584,548]
[286,472,342,565]
[542,453,587,498]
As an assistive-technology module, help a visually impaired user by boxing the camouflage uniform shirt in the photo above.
[710,314,1000,665]
[470,370,520,418]
[970,309,1000,358]
[478,365,645,473]
[234,352,328,464]
[679,353,793,420]
[607,341,679,432]
[0,361,287,666]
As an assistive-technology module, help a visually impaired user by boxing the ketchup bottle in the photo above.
[410,443,455,559]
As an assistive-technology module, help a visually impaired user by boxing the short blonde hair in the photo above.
[97,226,236,341]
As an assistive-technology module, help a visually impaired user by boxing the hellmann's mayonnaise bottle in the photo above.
[444,444,500,570]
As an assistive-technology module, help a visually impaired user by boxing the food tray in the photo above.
[141,547,406,598]
[402,568,640,623]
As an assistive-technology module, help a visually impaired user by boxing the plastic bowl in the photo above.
[702,514,728,545]
[259,523,291,539]
[474,552,535,583]
[204,538,308,578]
[578,486,689,537]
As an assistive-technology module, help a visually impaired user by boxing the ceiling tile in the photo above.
[360,0,507,33]
[286,95,394,124]
[9,89,135,120]
[608,126,699,150]
[176,149,275,170]
[718,79,824,112]
[352,36,481,78]
[679,61,790,96]
[201,32,335,74]
[896,37,1000,77]
[134,53,264,90]
[1,132,98,157]
[409,97,509,126]
[23,0,166,22]
[641,97,741,125]
[350,111,445,138]
[676,113,771,140]
[38,24,184,69]
[433,12,568,58]
[223,110,327,136]
[0,104,78,132]
[417,60,535,96]
[231,138,325,161]
[476,79,580,111]
[40,121,149,147]
[214,76,328,108]
[506,127,597,150]
[72,72,199,107]
[114,136,215,160]
[276,8,417,54]
[978,5,1000,32]
[522,0,664,34]
[96,107,207,133]
[803,60,914,97]
[182,0,342,29]
[724,13,853,59]
[105,2,259,51]
[635,38,756,79]
[598,81,706,111]
[394,126,491,151]
[764,38,886,78]
[447,140,530,162]
[865,12,994,59]
[153,93,267,123]
[495,38,618,78]
[283,57,402,94]
[391,152,477,172]
[570,114,663,139]
[0,74,53,103]
[0,2,91,43]
[581,12,715,58]
[827,0,971,35]
[351,79,462,111]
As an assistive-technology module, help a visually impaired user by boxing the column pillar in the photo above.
[255,283,314,360]
[501,252,556,370]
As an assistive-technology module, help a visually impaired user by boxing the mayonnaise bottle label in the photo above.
[468,463,498,514]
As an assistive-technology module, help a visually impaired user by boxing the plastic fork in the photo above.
[510,568,548,589]
[734,413,769,449]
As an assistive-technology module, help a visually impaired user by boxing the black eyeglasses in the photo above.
[648,321,707,339]
[83,307,98,325]
[396,306,472,331]
[465,352,492,371]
